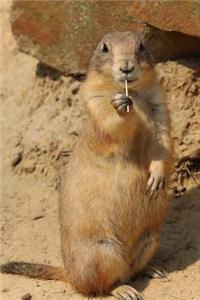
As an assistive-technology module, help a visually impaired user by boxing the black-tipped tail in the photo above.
[1,261,65,281]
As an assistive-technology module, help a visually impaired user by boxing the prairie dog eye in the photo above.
[139,42,145,52]
[101,43,109,53]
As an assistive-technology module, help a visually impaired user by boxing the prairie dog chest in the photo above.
[85,150,149,194]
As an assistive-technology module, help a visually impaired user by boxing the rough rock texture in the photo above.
[10,0,200,73]
[130,1,200,37]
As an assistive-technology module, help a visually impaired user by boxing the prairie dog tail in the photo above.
[0,261,66,281]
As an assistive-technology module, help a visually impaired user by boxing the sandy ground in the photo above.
[1,1,200,300]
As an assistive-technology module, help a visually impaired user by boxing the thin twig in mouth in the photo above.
[125,80,128,96]
[125,80,129,112]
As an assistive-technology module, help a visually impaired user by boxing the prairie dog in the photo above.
[1,32,172,300]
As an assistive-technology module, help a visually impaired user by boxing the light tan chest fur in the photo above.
[60,136,168,251]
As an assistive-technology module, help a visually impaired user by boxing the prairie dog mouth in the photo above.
[119,78,137,83]
[116,77,138,90]
[114,70,139,85]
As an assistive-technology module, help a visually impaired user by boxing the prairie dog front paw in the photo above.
[146,161,165,199]
[111,94,133,113]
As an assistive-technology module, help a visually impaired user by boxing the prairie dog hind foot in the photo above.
[142,266,167,279]
[111,285,143,300]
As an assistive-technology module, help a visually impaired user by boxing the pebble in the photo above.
[21,293,32,300]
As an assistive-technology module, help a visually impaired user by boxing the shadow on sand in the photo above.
[132,185,200,292]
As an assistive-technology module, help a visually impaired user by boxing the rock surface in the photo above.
[10,0,200,73]
[130,1,200,37]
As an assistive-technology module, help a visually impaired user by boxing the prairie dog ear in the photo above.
[129,21,153,61]
[141,23,151,40]
[140,23,151,48]
[140,24,154,63]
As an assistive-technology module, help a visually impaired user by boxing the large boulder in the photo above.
[129,1,200,38]
[10,0,200,73]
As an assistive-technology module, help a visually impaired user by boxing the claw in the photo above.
[146,175,154,192]
[111,285,143,300]
[143,266,167,279]
[116,292,126,300]
[124,292,134,300]
[146,172,165,200]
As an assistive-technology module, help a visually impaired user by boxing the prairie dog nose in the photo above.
[119,60,135,74]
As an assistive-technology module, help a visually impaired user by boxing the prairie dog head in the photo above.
[89,31,154,90]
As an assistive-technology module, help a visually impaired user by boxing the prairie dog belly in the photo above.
[60,155,151,246]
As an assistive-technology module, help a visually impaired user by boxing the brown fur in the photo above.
[1,32,172,298]
[0,262,65,281]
